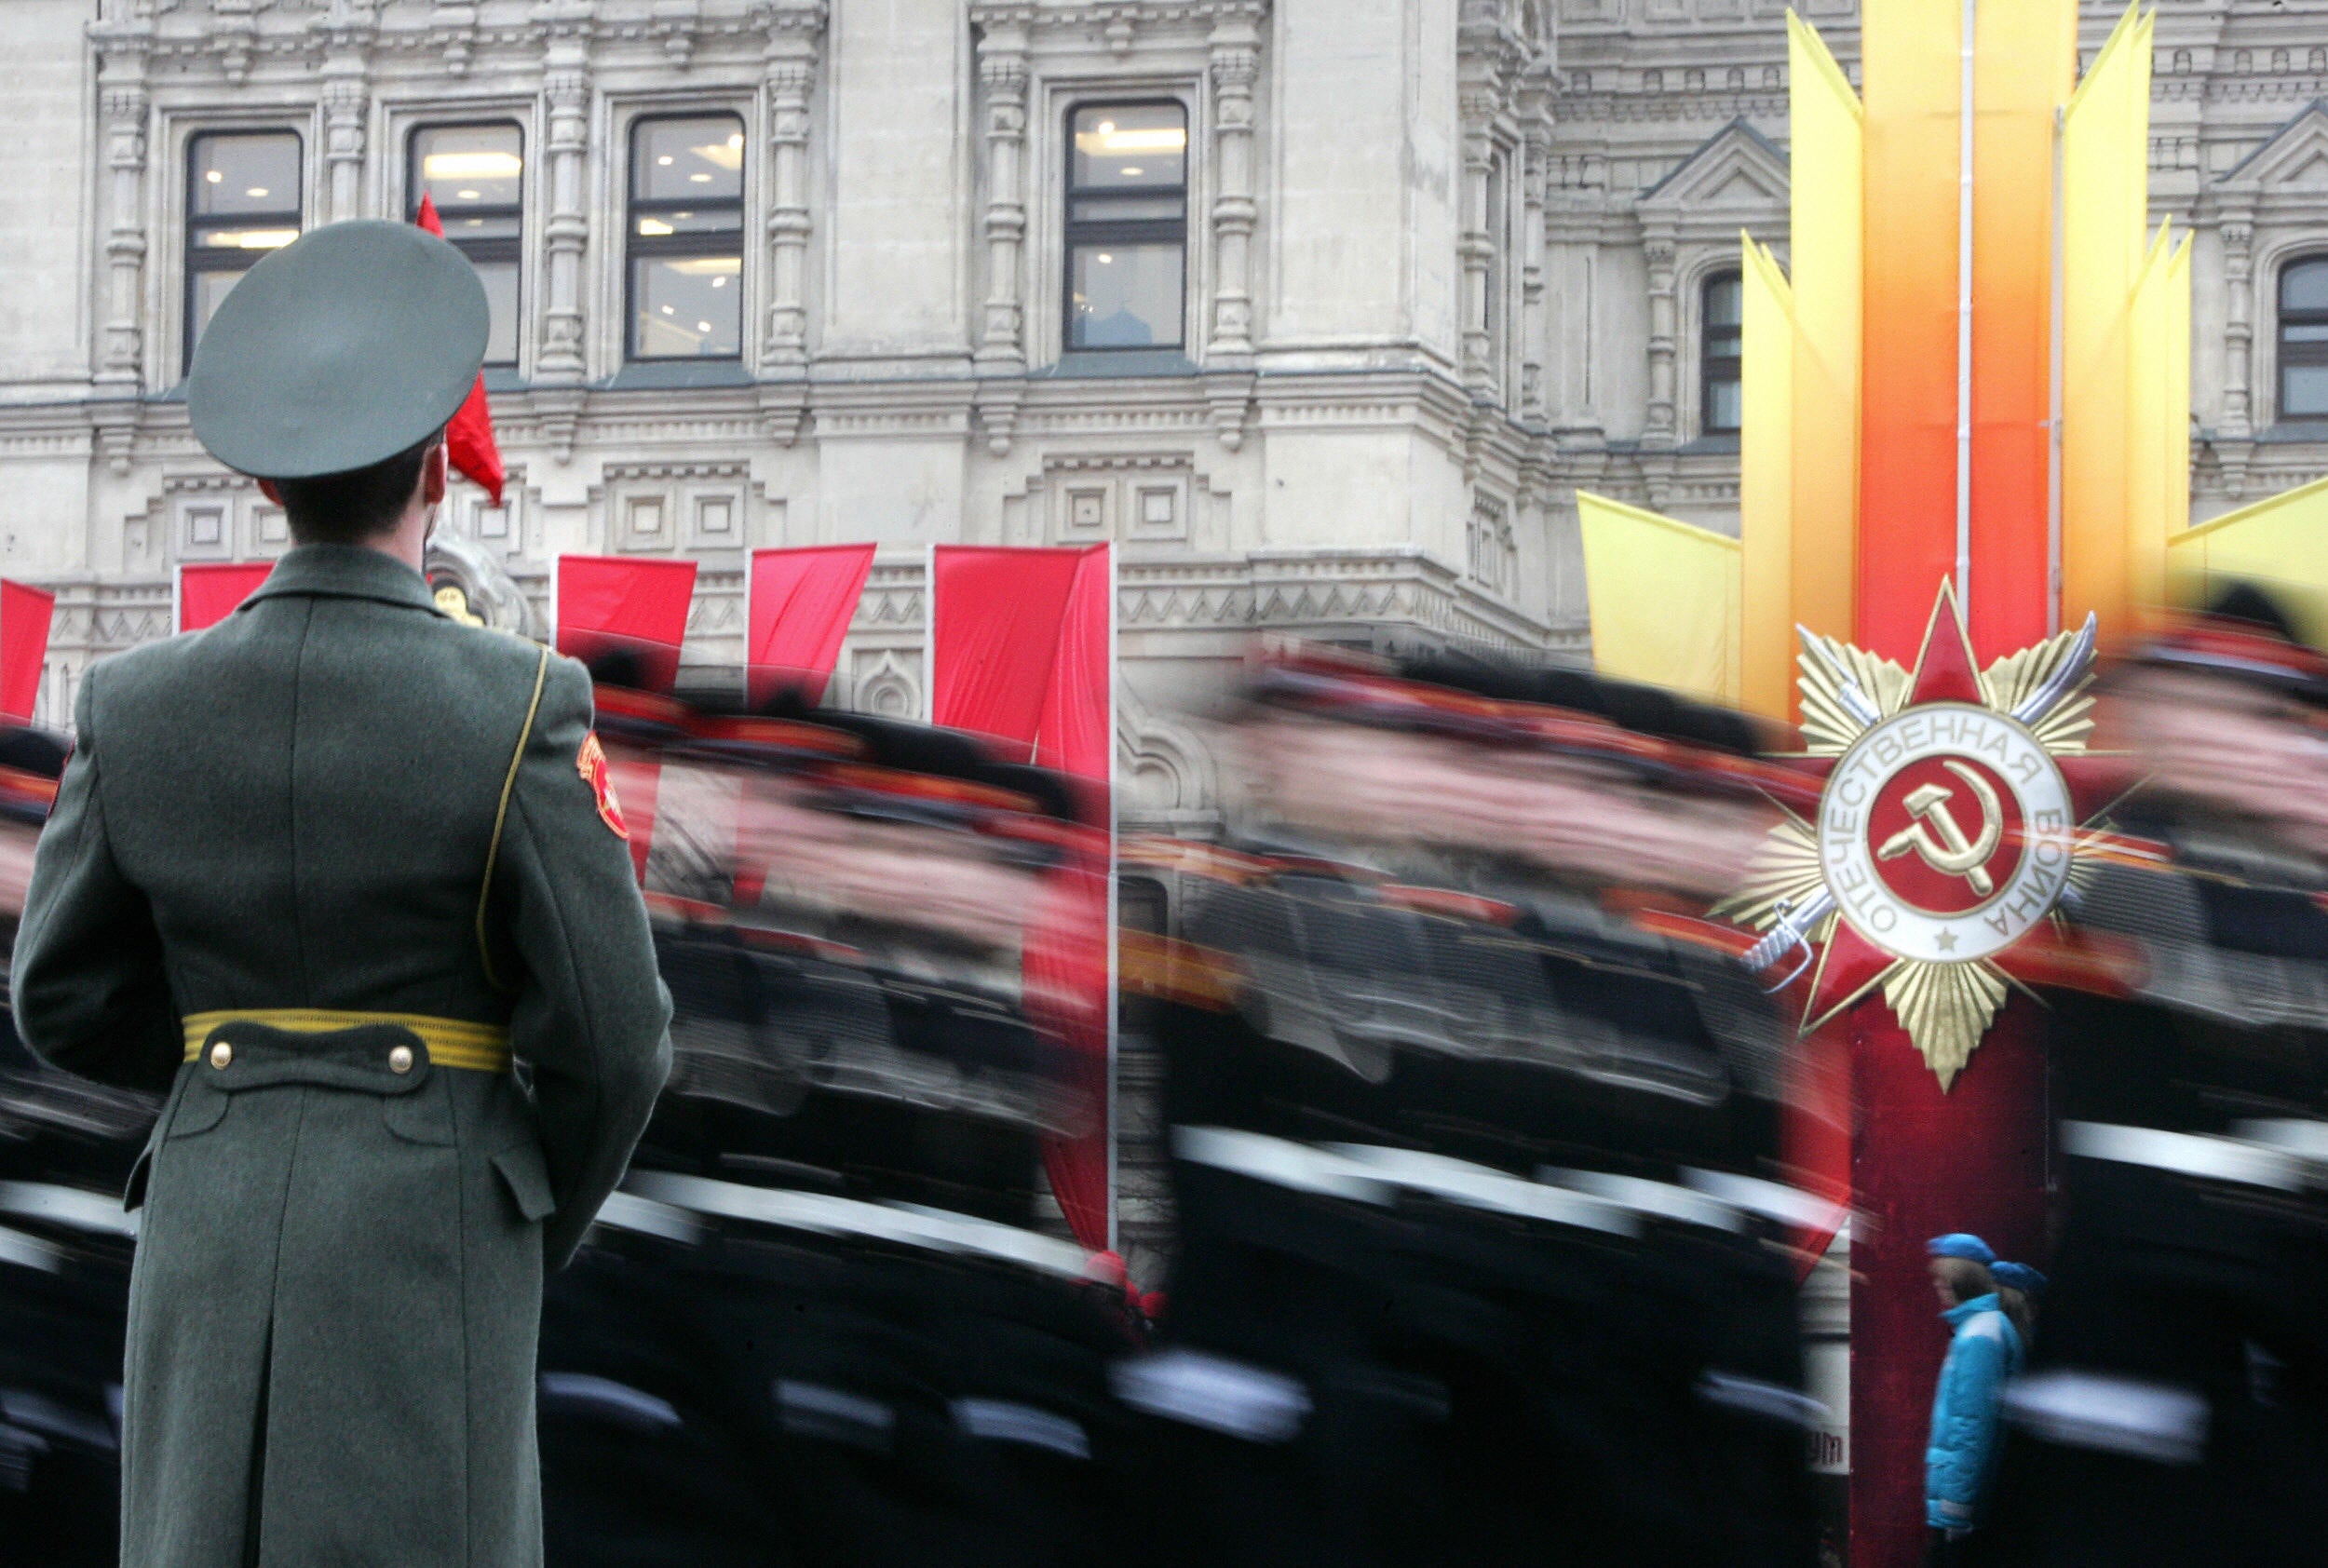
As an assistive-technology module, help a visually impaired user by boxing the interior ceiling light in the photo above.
[1090,128,1185,155]
[697,320,711,332]
[638,218,675,237]
[456,189,481,200]
[689,172,711,182]
[690,140,744,171]
[246,187,268,198]
[204,169,222,183]
[726,133,743,151]
[422,151,522,181]
[658,155,674,166]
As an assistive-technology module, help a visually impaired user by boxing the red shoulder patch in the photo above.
[576,731,629,840]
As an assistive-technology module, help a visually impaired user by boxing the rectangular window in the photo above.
[186,131,303,369]
[628,115,746,361]
[1065,103,1186,353]
[2280,259,2328,420]
[411,124,524,367]
[1702,271,1744,436]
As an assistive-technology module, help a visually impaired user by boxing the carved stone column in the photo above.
[763,37,817,370]
[1643,234,1678,446]
[974,21,1029,372]
[322,74,369,223]
[1519,125,1549,426]
[1206,13,1260,364]
[2222,216,2254,439]
[93,51,148,399]
[535,7,592,461]
[1457,89,1498,397]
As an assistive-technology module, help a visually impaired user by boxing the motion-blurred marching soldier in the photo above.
[1121,644,1824,1568]
[11,221,672,1568]
[1985,584,2328,1567]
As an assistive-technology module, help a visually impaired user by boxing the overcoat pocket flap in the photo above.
[122,1143,153,1212]
[491,1143,559,1223]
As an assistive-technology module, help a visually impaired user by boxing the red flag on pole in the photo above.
[746,545,876,707]
[555,555,698,694]
[179,561,274,633]
[0,581,55,724]
[931,544,1116,1252]
[413,195,507,507]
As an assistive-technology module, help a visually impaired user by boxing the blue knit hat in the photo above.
[1991,1261,2047,1297]
[1926,1233,1996,1265]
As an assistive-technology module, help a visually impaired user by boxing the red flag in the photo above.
[0,581,54,724]
[555,555,698,694]
[179,562,273,633]
[746,545,876,708]
[931,544,1116,1250]
[413,195,507,507]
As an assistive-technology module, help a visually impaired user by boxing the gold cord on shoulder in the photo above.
[478,646,551,992]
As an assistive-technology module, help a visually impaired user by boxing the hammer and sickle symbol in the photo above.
[1876,762,2005,898]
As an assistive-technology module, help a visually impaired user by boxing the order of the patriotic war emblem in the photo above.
[1723,583,2128,1088]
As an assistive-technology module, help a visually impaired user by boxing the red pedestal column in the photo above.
[1848,995,2050,1568]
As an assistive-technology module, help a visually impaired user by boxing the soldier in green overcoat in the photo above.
[11,220,674,1567]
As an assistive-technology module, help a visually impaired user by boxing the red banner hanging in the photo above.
[930,544,1115,1251]
[179,561,273,633]
[555,555,698,695]
[746,545,875,707]
[0,581,55,725]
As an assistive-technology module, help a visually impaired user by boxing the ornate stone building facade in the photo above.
[4,0,2326,827]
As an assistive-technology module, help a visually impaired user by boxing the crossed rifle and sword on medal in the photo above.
[1744,617,2097,992]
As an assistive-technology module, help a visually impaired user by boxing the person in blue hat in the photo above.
[1925,1233,2024,1563]
[1990,1262,2046,1350]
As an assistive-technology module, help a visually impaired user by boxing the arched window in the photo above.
[1702,270,1743,436]
[2281,258,2328,420]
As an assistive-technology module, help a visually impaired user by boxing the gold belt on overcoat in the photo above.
[180,1009,513,1074]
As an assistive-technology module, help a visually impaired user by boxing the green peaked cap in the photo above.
[188,219,490,480]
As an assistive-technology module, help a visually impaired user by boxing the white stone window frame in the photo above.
[2255,235,2328,429]
[1673,244,1759,445]
[593,88,767,378]
[380,97,547,384]
[156,103,325,387]
[1025,73,1211,371]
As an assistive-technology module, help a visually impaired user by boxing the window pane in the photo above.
[634,117,744,202]
[2281,260,2328,313]
[2284,323,2328,344]
[633,254,742,358]
[1071,196,1186,223]
[1069,243,1182,349]
[1706,376,1743,432]
[634,209,742,238]
[193,133,301,218]
[1706,326,1742,358]
[415,125,523,212]
[1072,105,1186,191]
[1705,273,1743,328]
[195,226,301,252]
[189,269,249,352]
[476,260,519,365]
[2286,364,2328,419]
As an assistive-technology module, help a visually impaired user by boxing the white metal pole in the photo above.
[1103,541,1120,1256]
[2047,103,2067,637]
[1956,0,1977,610]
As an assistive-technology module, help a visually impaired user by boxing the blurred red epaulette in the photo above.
[0,765,60,816]
[1373,884,1521,926]
[1118,929,1241,1010]
[643,890,726,926]
[2072,830,2173,873]
[686,713,862,758]
[592,685,690,732]
[1605,893,1762,961]
[2006,920,2145,998]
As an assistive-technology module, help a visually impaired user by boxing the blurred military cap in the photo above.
[187,220,489,480]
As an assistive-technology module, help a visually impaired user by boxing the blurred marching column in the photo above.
[176,561,272,633]
[930,544,1116,1252]
[0,595,141,1568]
[1119,649,1830,1567]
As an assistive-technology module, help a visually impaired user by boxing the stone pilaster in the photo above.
[1205,13,1260,365]
[1643,233,1678,447]
[973,20,1029,375]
